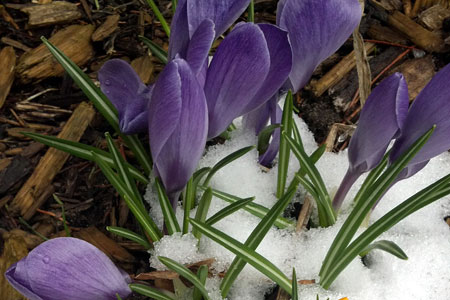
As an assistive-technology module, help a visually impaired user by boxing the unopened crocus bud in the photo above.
[5,237,132,300]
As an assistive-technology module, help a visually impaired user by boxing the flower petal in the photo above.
[6,238,131,300]
[149,59,208,195]
[187,0,251,39]
[168,0,190,60]
[240,24,292,115]
[98,59,152,134]
[278,0,361,92]
[259,101,283,167]
[5,262,43,300]
[186,19,215,76]
[348,73,409,174]
[390,63,450,177]
[204,23,270,138]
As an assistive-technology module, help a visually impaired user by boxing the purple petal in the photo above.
[98,59,152,134]
[390,64,450,175]
[332,73,409,210]
[259,101,283,167]
[240,24,292,115]
[168,0,190,60]
[348,73,409,174]
[187,0,251,39]
[278,0,361,92]
[148,59,208,195]
[186,19,215,76]
[243,99,272,135]
[6,238,131,300]
[205,23,270,138]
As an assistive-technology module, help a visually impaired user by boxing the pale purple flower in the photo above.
[148,58,208,205]
[390,63,450,180]
[5,237,132,300]
[332,73,409,210]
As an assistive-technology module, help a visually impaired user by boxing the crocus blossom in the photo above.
[5,237,132,300]
[332,73,409,210]
[390,63,450,180]
[148,58,208,205]
[99,59,153,134]
[205,22,291,138]
[246,0,362,165]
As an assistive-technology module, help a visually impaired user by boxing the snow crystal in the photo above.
[145,117,450,300]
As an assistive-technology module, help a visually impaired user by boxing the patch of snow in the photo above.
[145,117,450,300]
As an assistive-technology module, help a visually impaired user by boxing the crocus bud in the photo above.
[98,59,152,134]
[390,63,450,180]
[148,58,208,206]
[332,73,409,210]
[5,237,132,300]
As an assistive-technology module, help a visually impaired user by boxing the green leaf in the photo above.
[129,283,175,300]
[220,188,296,297]
[257,124,280,155]
[116,293,122,300]
[41,37,152,175]
[359,240,408,259]
[283,132,336,227]
[23,132,148,184]
[192,188,213,239]
[320,172,450,289]
[143,0,171,37]
[107,226,152,249]
[292,268,298,300]
[204,146,255,186]
[53,194,70,237]
[183,167,212,234]
[277,91,294,198]
[92,152,162,242]
[158,256,211,300]
[292,119,304,150]
[206,197,254,225]
[247,0,254,22]
[190,219,292,295]
[155,178,181,235]
[172,0,178,13]
[199,185,294,229]
[139,36,168,64]
[319,126,435,286]
[193,265,208,300]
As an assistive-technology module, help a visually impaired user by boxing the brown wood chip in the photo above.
[0,47,16,109]
[92,14,120,42]
[21,1,82,27]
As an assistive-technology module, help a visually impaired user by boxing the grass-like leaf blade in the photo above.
[107,226,152,249]
[41,37,152,175]
[283,132,336,226]
[199,185,294,228]
[190,219,292,295]
[319,126,435,284]
[158,256,211,300]
[220,188,296,297]
[257,124,280,155]
[359,240,408,259]
[277,91,294,198]
[192,188,213,239]
[320,171,450,288]
[206,197,254,225]
[292,268,298,300]
[193,265,208,300]
[204,146,255,186]
[139,36,168,64]
[129,283,175,300]
[155,178,181,234]
[92,152,162,242]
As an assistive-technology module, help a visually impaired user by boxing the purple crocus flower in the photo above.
[148,58,208,206]
[5,237,132,300]
[245,0,362,165]
[99,59,153,134]
[205,22,292,139]
[332,73,409,210]
[390,63,450,180]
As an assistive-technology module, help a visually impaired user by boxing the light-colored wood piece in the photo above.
[92,14,120,42]
[296,196,312,232]
[418,4,450,31]
[21,1,81,27]
[311,43,376,97]
[10,102,95,219]
[16,24,95,83]
[0,47,16,109]
[131,55,154,84]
